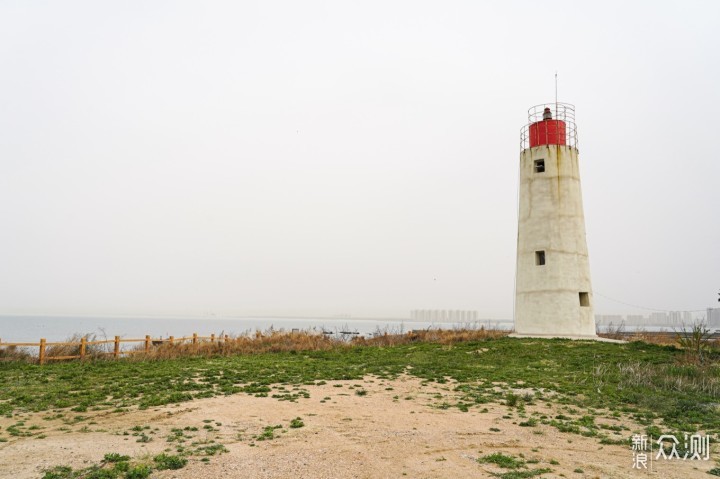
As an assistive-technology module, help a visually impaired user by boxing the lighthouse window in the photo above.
[534,159,545,173]
[535,250,546,266]
[579,292,590,307]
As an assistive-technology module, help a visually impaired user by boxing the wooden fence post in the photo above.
[145,335,151,354]
[211,333,215,343]
[39,338,46,365]
[192,333,197,345]
[114,336,120,359]
[80,337,87,360]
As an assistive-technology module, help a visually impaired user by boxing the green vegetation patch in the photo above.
[494,469,553,479]
[479,452,525,469]
[3,338,719,435]
[40,449,189,479]
[103,453,130,463]
[478,452,553,479]
[153,453,187,470]
[255,424,282,441]
[290,417,305,428]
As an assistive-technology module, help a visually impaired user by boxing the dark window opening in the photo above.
[534,159,545,173]
[579,292,590,307]
[535,251,546,266]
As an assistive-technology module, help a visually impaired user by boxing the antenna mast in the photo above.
[555,72,558,115]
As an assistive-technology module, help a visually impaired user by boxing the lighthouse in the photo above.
[514,103,597,338]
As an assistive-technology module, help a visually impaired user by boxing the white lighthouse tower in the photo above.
[514,103,597,338]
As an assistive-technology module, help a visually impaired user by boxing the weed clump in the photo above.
[478,452,553,478]
[255,425,282,441]
[125,465,151,479]
[153,453,187,470]
[103,453,130,463]
[41,466,75,479]
[479,452,525,469]
[194,444,228,456]
[41,461,149,479]
[675,322,714,364]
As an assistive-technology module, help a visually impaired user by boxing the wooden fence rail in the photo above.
[0,333,231,364]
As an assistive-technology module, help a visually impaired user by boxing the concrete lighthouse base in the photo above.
[508,333,624,343]
[513,144,597,338]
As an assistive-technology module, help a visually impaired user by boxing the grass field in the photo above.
[1,335,719,442]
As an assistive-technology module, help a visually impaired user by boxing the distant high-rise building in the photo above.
[668,311,684,325]
[649,312,668,325]
[707,308,720,329]
[410,309,480,322]
[625,315,645,326]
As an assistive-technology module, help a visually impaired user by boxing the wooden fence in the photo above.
[0,333,229,364]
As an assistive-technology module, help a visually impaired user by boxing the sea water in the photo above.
[0,315,513,343]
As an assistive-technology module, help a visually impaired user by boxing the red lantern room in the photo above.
[529,107,566,146]
[521,103,577,150]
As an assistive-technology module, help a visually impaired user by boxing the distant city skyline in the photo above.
[595,308,720,329]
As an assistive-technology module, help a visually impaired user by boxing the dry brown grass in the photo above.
[620,331,678,346]
[2,327,510,363]
[44,334,111,360]
[356,326,508,347]
[597,322,684,346]
[609,361,720,398]
[134,330,340,360]
[0,344,32,362]
[598,324,720,363]
[135,327,509,360]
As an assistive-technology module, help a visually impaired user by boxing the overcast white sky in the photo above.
[0,1,718,319]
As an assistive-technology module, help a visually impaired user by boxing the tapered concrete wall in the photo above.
[514,144,596,337]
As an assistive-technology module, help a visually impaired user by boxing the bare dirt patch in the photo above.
[0,376,715,478]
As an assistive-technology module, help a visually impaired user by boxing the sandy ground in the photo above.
[0,376,716,479]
